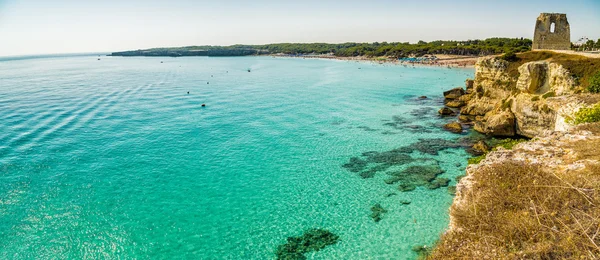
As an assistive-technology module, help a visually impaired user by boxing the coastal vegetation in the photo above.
[467,138,527,165]
[589,71,600,93]
[110,38,532,58]
[570,103,600,124]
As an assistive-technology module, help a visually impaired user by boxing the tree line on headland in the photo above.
[110,38,533,58]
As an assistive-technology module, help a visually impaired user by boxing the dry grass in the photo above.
[428,126,600,259]
[428,163,600,259]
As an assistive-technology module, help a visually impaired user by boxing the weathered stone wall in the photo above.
[532,13,571,50]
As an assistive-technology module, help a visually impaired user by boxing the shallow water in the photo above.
[0,55,473,259]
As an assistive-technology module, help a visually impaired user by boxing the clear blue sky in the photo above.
[0,0,599,55]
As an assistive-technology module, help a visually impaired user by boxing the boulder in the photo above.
[438,107,456,116]
[443,88,465,100]
[443,121,463,133]
[458,115,472,123]
[474,110,516,137]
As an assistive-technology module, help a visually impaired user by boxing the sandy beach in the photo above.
[270,53,483,68]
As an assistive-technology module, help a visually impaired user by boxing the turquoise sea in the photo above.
[0,55,473,259]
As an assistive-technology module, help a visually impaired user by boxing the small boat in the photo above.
[201,104,206,107]
[247,69,251,72]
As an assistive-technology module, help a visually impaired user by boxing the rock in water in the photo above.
[438,107,456,116]
[275,229,340,260]
[443,87,465,99]
[472,140,490,154]
[443,121,463,133]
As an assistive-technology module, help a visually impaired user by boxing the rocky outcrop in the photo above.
[458,56,591,138]
[438,107,456,116]
[443,88,465,99]
[443,122,463,133]
[473,110,516,137]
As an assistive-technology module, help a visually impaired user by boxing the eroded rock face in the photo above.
[511,94,556,138]
[516,61,576,95]
[517,61,549,94]
[460,56,585,137]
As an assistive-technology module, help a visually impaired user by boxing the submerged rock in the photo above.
[398,138,465,155]
[447,185,457,195]
[410,107,436,118]
[399,183,417,192]
[342,157,368,173]
[386,165,444,185]
[275,229,340,260]
[427,178,451,190]
[370,203,388,222]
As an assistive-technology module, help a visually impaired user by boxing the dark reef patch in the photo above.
[409,107,437,118]
[384,165,445,185]
[357,126,379,132]
[275,229,340,260]
[370,203,388,222]
[342,157,368,173]
[395,138,465,155]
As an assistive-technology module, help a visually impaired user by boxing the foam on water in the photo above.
[0,55,473,259]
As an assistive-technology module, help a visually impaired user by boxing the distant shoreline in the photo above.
[268,54,480,68]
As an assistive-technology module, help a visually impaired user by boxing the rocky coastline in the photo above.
[427,51,600,258]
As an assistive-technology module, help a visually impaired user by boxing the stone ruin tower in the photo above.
[532,13,571,50]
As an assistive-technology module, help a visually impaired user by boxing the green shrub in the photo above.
[571,103,600,124]
[530,96,540,102]
[468,155,486,165]
[500,51,518,62]
[589,71,600,93]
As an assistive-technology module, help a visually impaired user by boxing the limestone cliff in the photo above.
[459,56,598,138]
[429,53,600,258]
